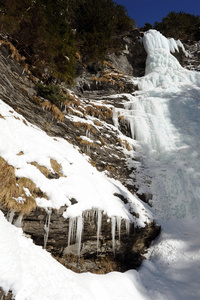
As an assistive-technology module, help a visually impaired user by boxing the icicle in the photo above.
[85,129,91,154]
[125,219,130,235]
[68,217,77,246]
[112,108,119,128]
[111,217,116,255]
[8,210,15,224]
[97,210,102,252]
[44,209,52,249]
[14,214,23,227]
[117,216,122,242]
[76,215,83,257]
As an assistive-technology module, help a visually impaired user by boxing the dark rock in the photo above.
[0,289,13,300]
[21,207,160,273]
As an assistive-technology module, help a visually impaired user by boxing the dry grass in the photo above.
[99,136,108,147]
[73,122,93,131]
[0,40,30,74]
[76,136,94,147]
[118,138,132,151]
[0,157,39,214]
[23,119,28,126]
[17,151,24,156]
[103,61,116,70]
[85,105,113,120]
[30,161,50,178]
[89,158,96,167]
[0,113,5,119]
[124,140,132,151]
[55,253,119,274]
[91,61,126,90]
[41,101,65,122]
[0,158,52,215]
[105,164,115,173]
[94,120,103,127]
[30,159,64,178]
[91,257,119,274]
[50,159,63,177]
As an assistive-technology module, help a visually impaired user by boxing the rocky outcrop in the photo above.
[174,42,200,71]
[0,203,160,273]
[73,29,146,98]
[107,29,147,77]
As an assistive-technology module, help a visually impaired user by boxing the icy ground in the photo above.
[1,29,200,299]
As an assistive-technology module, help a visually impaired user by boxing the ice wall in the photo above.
[122,30,200,219]
[139,30,200,90]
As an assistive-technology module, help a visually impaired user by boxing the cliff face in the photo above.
[0,32,162,276]
[1,28,199,281]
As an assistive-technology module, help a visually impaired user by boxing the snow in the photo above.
[1,29,200,299]
[0,211,148,300]
[0,99,152,227]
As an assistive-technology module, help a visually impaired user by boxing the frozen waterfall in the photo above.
[122,30,200,219]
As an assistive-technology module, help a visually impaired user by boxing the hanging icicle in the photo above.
[44,209,52,249]
[125,219,130,235]
[14,214,23,228]
[97,210,102,252]
[116,216,122,242]
[112,107,119,129]
[111,217,116,255]
[76,215,83,257]
[8,210,15,224]
[68,217,77,246]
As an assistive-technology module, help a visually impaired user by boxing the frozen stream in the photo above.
[123,30,200,299]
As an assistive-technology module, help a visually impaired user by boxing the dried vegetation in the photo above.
[0,157,40,214]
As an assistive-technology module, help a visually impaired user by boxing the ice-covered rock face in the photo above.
[140,30,200,90]
[122,30,200,219]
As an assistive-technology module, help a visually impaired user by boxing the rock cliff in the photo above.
[0,31,162,277]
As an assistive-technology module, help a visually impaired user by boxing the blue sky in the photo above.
[114,0,200,28]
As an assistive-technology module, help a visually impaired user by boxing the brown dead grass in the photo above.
[105,164,115,172]
[0,158,52,215]
[41,101,65,122]
[30,159,64,178]
[85,105,113,120]
[0,40,30,74]
[73,122,93,131]
[30,162,50,178]
[91,61,126,90]
[55,253,119,274]
[118,138,132,151]
[17,151,24,156]
[50,159,63,177]
[0,157,40,214]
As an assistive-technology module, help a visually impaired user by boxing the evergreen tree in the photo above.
[154,12,200,41]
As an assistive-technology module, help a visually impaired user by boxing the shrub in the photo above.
[0,0,77,84]
[154,12,200,41]
[36,83,65,107]
[74,0,135,62]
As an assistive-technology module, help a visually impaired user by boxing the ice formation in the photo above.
[121,30,200,219]
[44,209,52,249]
[139,30,200,90]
